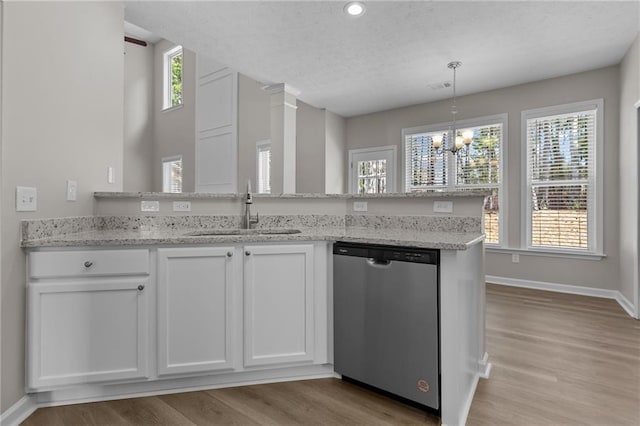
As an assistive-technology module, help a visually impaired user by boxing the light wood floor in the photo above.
[22,284,640,425]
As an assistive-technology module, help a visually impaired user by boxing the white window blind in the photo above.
[403,116,505,245]
[404,132,448,191]
[257,142,271,193]
[525,106,597,251]
[162,156,182,193]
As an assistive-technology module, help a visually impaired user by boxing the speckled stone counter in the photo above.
[21,214,484,250]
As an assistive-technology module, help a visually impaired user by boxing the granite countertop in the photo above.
[21,226,483,251]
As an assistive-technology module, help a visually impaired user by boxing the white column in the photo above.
[264,83,298,194]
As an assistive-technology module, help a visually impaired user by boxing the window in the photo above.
[256,141,271,193]
[162,156,183,193]
[163,46,183,110]
[349,146,397,194]
[523,100,602,254]
[403,114,507,245]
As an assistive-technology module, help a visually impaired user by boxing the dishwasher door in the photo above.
[333,243,439,410]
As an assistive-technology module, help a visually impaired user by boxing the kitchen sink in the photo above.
[184,228,302,237]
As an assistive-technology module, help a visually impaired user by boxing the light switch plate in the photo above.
[173,201,191,212]
[433,201,453,213]
[66,180,77,201]
[141,201,160,212]
[16,186,37,211]
[353,201,368,212]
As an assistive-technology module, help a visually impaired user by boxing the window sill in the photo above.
[486,247,606,260]
[162,104,184,113]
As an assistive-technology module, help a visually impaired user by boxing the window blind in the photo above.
[257,143,271,193]
[404,132,448,191]
[526,109,595,249]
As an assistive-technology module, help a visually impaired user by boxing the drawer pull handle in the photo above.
[245,251,251,256]
[227,251,233,257]
[83,261,93,268]
[137,284,145,291]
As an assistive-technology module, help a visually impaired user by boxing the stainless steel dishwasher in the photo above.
[333,241,440,411]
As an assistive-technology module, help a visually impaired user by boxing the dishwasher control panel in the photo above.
[333,242,439,265]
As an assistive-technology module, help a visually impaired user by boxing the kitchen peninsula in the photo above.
[21,191,489,426]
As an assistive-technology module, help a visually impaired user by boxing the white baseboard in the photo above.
[0,395,37,426]
[478,352,492,379]
[486,275,637,318]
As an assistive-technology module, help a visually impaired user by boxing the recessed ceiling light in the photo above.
[344,2,365,17]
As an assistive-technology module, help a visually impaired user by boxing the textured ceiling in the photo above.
[124,1,640,117]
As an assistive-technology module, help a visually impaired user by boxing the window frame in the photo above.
[402,113,508,248]
[162,155,183,193]
[348,145,397,194]
[521,99,604,256]
[162,45,183,111]
[256,140,271,194]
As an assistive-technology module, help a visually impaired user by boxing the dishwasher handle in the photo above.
[366,258,392,268]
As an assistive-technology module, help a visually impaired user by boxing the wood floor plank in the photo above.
[21,284,640,425]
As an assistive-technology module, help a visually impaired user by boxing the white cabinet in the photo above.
[157,247,239,376]
[243,244,316,367]
[27,249,150,390]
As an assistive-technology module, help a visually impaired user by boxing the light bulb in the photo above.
[462,130,473,145]
[455,136,464,149]
[344,2,365,16]
[432,134,443,148]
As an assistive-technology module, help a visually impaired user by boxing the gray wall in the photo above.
[238,74,270,191]
[345,66,621,292]
[297,101,326,193]
[124,41,154,192]
[1,1,124,412]
[152,40,196,192]
[325,110,346,194]
[619,34,639,310]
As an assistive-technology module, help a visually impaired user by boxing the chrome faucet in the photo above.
[243,180,259,229]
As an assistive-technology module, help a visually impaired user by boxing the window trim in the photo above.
[348,145,397,194]
[162,45,183,111]
[520,99,604,256]
[402,113,508,248]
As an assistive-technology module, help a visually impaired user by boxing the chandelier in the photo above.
[431,61,473,154]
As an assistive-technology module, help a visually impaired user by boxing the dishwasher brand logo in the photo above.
[416,379,430,393]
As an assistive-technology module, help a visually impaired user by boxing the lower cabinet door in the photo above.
[243,244,315,367]
[27,278,149,390]
[157,247,237,376]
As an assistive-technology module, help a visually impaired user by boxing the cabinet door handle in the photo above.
[227,251,233,257]
[245,251,251,256]
[83,261,93,268]
[137,284,145,291]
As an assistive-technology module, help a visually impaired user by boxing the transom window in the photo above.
[403,114,507,246]
[163,45,183,110]
[523,100,602,254]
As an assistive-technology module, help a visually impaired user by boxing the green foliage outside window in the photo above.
[171,51,183,107]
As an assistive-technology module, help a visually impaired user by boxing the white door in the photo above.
[27,278,149,389]
[195,55,238,193]
[243,244,315,367]
[349,146,397,194]
[157,247,238,375]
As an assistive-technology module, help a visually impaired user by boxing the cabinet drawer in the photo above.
[29,249,149,279]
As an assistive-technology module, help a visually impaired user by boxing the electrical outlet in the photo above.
[16,186,37,211]
[512,253,520,263]
[353,201,368,212]
[173,201,191,212]
[433,201,453,213]
[107,166,114,184]
[66,180,77,201]
[141,201,160,212]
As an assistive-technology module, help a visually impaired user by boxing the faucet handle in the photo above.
[251,211,260,225]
